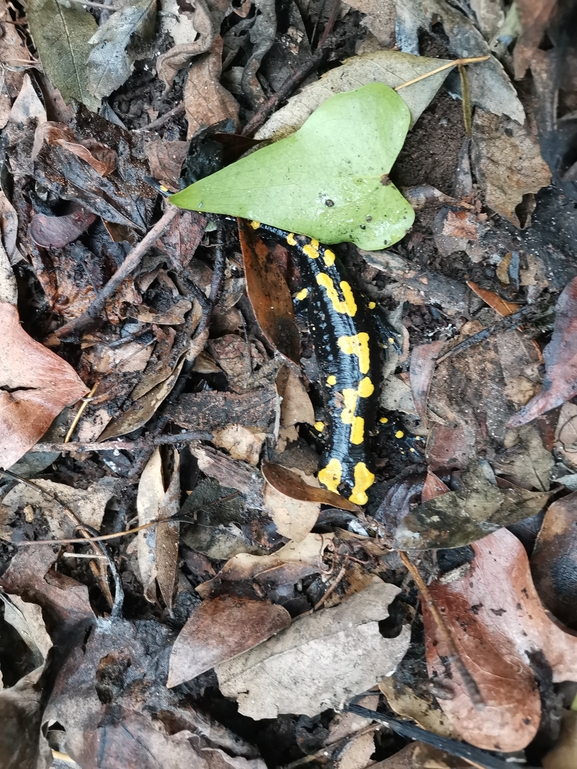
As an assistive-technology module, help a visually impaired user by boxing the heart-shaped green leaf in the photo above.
[169,83,414,250]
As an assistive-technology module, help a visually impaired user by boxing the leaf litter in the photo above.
[0,0,577,767]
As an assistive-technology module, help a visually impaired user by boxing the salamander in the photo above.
[252,222,400,506]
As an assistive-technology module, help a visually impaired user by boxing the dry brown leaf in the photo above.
[471,110,551,227]
[0,302,89,469]
[184,37,239,139]
[167,595,292,687]
[263,478,320,542]
[196,534,333,600]
[276,366,315,428]
[213,425,267,465]
[409,340,444,427]
[379,676,457,739]
[0,667,53,769]
[262,462,361,513]
[216,579,411,719]
[467,281,521,316]
[424,527,577,751]
[136,447,180,608]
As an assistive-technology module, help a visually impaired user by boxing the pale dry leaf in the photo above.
[184,37,239,139]
[277,366,315,428]
[216,579,411,719]
[0,302,89,469]
[346,0,397,45]
[263,477,320,542]
[212,425,267,465]
[256,50,454,141]
[136,447,180,607]
[1,477,120,539]
[424,527,577,751]
[0,594,52,663]
[168,595,292,687]
[8,73,46,128]
[0,240,17,305]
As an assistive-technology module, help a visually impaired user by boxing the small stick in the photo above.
[55,206,181,340]
[395,56,489,91]
[134,104,185,133]
[398,550,485,710]
[64,382,98,443]
[31,430,212,453]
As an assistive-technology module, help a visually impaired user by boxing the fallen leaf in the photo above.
[213,425,267,465]
[530,491,577,630]
[238,221,300,365]
[493,424,553,490]
[263,475,320,542]
[170,84,414,251]
[514,0,558,79]
[471,110,551,227]
[167,595,292,687]
[26,0,99,111]
[379,675,458,739]
[262,461,361,513]
[86,0,157,100]
[0,5,30,129]
[277,367,315,428]
[466,281,520,316]
[554,401,577,469]
[0,667,53,769]
[184,37,239,139]
[0,239,17,305]
[543,710,577,769]
[409,340,444,427]
[346,0,396,45]
[29,209,97,248]
[136,448,180,608]
[168,386,278,433]
[509,276,577,426]
[424,527,577,751]
[196,534,333,599]
[0,302,89,469]
[216,579,411,719]
[393,461,549,549]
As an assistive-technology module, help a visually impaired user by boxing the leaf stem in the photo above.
[395,55,490,92]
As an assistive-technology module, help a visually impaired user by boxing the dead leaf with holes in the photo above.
[0,302,89,470]
[424,527,577,751]
[216,579,411,719]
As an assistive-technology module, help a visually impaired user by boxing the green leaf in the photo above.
[27,0,99,112]
[169,84,414,251]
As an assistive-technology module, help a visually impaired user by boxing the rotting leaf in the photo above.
[0,302,89,470]
[29,208,97,248]
[216,579,411,719]
[409,340,444,427]
[86,0,157,100]
[509,276,577,427]
[393,461,549,550]
[238,220,300,365]
[167,595,292,687]
[170,84,414,251]
[424,527,577,751]
[136,447,180,608]
[27,0,99,111]
[262,462,361,513]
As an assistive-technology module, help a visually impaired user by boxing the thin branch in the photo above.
[395,56,489,91]
[31,430,212,454]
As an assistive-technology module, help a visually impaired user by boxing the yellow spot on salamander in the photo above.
[323,249,336,267]
[395,430,405,439]
[327,375,337,386]
[316,274,357,316]
[358,377,374,398]
[286,232,297,246]
[368,301,376,309]
[340,388,358,426]
[314,421,325,432]
[318,457,342,494]
[303,242,319,259]
[350,416,365,445]
[349,462,375,506]
[337,332,370,373]
[295,288,309,300]
[250,220,260,229]
[379,416,389,424]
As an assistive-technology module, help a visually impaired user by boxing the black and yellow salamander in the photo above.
[252,222,399,506]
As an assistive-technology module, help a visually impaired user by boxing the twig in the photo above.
[314,562,347,610]
[134,104,185,133]
[31,431,212,454]
[55,206,181,340]
[64,382,98,443]
[398,550,485,711]
[395,56,489,91]
[241,48,326,137]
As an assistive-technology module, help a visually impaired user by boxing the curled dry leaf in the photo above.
[167,595,292,687]
[29,209,97,248]
[262,462,361,513]
[509,276,577,427]
[196,533,333,600]
[0,302,89,470]
[216,579,411,719]
[263,474,320,542]
[136,448,180,608]
[424,527,577,752]
[238,220,300,366]
[33,122,117,176]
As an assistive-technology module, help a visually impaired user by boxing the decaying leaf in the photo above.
[26,0,99,111]
[29,209,97,248]
[509,276,577,426]
[0,302,89,469]
[167,595,292,687]
[86,0,157,100]
[393,461,548,549]
[424,528,577,751]
[262,462,361,513]
[136,448,180,608]
[216,579,411,719]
